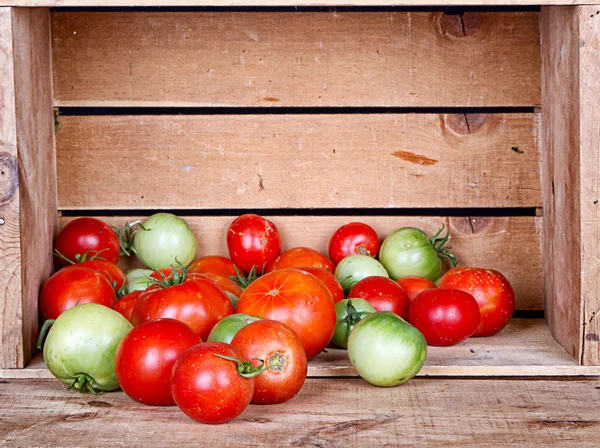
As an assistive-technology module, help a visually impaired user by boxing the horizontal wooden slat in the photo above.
[56,114,541,210]
[59,215,543,310]
[51,11,541,107]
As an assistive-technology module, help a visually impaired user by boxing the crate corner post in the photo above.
[0,7,57,369]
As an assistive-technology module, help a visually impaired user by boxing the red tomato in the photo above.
[266,247,335,273]
[113,290,141,321]
[171,342,255,424]
[297,266,344,303]
[188,255,238,277]
[408,288,480,346]
[328,222,380,266]
[348,276,410,320]
[76,260,127,292]
[201,273,242,298]
[439,267,515,337]
[231,320,307,404]
[54,218,120,267]
[39,266,117,321]
[115,319,201,406]
[397,276,437,302]
[227,214,282,274]
[131,275,233,340]
[236,269,336,359]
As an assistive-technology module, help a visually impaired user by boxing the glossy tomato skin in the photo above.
[54,218,120,267]
[77,260,127,292]
[227,214,282,274]
[439,267,515,337]
[39,266,117,321]
[201,273,243,309]
[297,266,344,303]
[348,276,410,320]
[115,319,200,406]
[171,342,255,424]
[408,289,480,346]
[266,247,335,273]
[328,222,380,266]
[188,255,238,277]
[113,290,142,321]
[231,320,307,404]
[131,276,233,340]
[236,269,336,359]
[397,276,437,302]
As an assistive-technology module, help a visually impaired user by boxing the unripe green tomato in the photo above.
[334,255,389,294]
[332,298,376,349]
[207,314,263,344]
[125,269,153,293]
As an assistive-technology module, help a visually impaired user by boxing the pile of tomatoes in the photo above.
[37,213,515,424]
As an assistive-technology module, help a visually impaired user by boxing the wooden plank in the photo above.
[541,6,600,366]
[2,377,600,446]
[55,114,541,210]
[4,0,600,5]
[59,215,543,310]
[0,8,56,369]
[51,11,541,108]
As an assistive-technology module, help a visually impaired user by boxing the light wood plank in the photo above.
[2,377,600,447]
[56,114,541,210]
[51,11,541,108]
[6,0,600,5]
[59,215,543,310]
[0,8,56,369]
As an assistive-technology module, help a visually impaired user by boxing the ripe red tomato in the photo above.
[39,266,117,321]
[297,266,344,303]
[171,342,256,424]
[227,214,282,274]
[131,274,233,340]
[113,290,141,321]
[236,269,336,359]
[188,255,238,277]
[348,276,410,320]
[200,272,243,309]
[439,267,515,337]
[77,259,127,292]
[266,247,335,273]
[231,320,307,404]
[397,276,437,302]
[408,288,480,346]
[54,218,120,267]
[328,222,380,266]
[115,319,200,406]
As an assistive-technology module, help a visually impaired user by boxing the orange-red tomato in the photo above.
[113,290,142,321]
[188,255,238,277]
[297,266,344,303]
[397,276,437,302]
[266,247,335,273]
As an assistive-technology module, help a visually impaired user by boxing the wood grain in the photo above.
[55,114,541,210]
[2,377,600,447]
[51,11,541,108]
[6,0,600,5]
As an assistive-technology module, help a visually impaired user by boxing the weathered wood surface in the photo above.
[3,0,600,5]
[55,114,541,210]
[51,11,541,108]
[0,8,56,369]
[541,6,600,365]
[59,215,543,310]
[2,377,600,447]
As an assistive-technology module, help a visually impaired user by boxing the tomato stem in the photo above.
[345,300,368,326]
[229,265,260,290]
[36,319,56,350]
[68,373,100,394]
[147,259,188,289]
[215,354,268,378]
[429,224,459,268]
[113,220,142,257]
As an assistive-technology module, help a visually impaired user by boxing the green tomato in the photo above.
[133,213,197,270]
[334,254,389,294]
[332,299,376,349]
[207,314,263,344]
[348,312,427,387]
[42,303,133,393]
[125,268,153,293]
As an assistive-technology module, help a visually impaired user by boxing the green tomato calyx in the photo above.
[229,265,262,290]
[215,354,268,378]
[113,220,143,257]
[345,300,368,326]
[36,319,56,350]
[68,373,101,395]
[148,259,189,289]
[429,225,458,268]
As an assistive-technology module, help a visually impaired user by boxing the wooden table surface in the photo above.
[2,377,600,447]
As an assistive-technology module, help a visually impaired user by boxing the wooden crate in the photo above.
[0,5,599,381]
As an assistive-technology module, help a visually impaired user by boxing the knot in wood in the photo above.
[437,12,483,39]
[442,114,488,136]
[0,152,18,205]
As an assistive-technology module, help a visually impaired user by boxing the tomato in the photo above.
[331,299,376,349]
[208,314,263,344]
[131,273,233,341]
[115,319,200,406]
[439,267,515,337]
[379,226,457,281]
[126,269,153,293]
[227,214,282,274]
[171,342,258,424]
[39,266,117,321]
[236,269,336,359]
[397,276,437,302]
[231,320,307,404]
[188,255,238,277]
[113,290,141,321]
[75,259,127,293]
[201,272,243,309]
[54,218,120,267]
[348,312,427,387]
[297,266,344,303]
[408,289,480,346]
[334,254,389,294]
[328,222,380,266]
[348,276,410,320]
[266,247,335,273]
